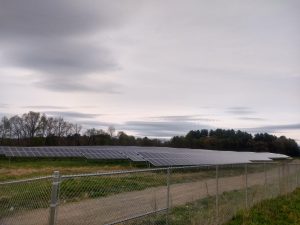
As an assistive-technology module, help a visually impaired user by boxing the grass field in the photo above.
[0,157,272,182]
[0,157,147,181]
[226,188,300,225]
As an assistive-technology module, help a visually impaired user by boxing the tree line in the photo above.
[170,129,299,156]
[0,111,299,156]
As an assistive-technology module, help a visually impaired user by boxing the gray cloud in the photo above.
[43,111,102,119]
[0,104,9,108]
[0,0,139,92]
[120,121,212,138]
[6,41,118,76]
[238,117,266,121]
[226,107,256,115]
[35,78,121,93]
[246,123,300,133]
[78,120,113,128]
[23,105,69,110]
[150,115,217,122]
[0,0,127,39]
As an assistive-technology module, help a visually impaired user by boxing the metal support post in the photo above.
[245,164,248,209]
[287,164,290,193]
[296,164,298,189]
[297,164,299,188]
[216,165,219,225]
[49,171,60,225]
[166,167,171,225]
[278,164,281,195]
[264,163,267,198]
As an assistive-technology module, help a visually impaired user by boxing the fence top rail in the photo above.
[0,175,52,185]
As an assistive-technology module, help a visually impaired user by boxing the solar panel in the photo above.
[80,149,127,160]
[0,146,83,158]
[123,151,145,162]
[0,146,290,166]
[139,151,254,166]
[0,147,5,156]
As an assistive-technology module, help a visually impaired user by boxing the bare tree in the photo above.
[64,122,74,136]
[107,125,116,137]
[9,115,24,142]
[1,116,11,139]
[45,117,56,137]
[37,114,48,137]
[53,117,65,137]
[73,124,82,135]
[22,111,41,138]
[0,118,5,144]
[84,128,106,136]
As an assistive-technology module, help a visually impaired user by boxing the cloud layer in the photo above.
[248,123,300,133]
[0,0,299,143]
[0,0,139,92]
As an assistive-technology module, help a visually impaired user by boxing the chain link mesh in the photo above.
[56,170,168,225]
[1,162,300,225]
[217,164,246,224]
[0,177,52,225]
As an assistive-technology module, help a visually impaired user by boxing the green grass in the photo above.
[0,157,147,181]
[226,188,300,225]
[0,156,275,182]
[129,183,284,225]
[127,189,247,225]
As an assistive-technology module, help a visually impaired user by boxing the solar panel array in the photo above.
[138,151,252,166]
[80,148,127,159]
[0,146,290,166]
[0,147,5,156]
[3,147,83,158]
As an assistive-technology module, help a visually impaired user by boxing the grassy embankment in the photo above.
[0,157,270,181]
[134,185,300,225]
[131,184,276,225]
[0,157,148,181]
[226,188,300,225]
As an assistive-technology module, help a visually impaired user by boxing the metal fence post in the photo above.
[293,164,298,190]
[166,167,171,225]
[278,164,281,195]
[297,164,299,188]
[264,163,267,198]
[287,164,290,193]
[245,164,248,209]
[49,171,60,225]
[216,165,219,225]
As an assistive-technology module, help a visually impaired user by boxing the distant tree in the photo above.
[22,111,42,139]
[107,125,116,137]
[73,124,82,135]
[1,116,11,138]
[0,111,299,157]
[9,115,24,143]
[117,131,136,145]
[37,114,48,137]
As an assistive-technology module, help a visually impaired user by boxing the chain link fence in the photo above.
[1,162,300,225]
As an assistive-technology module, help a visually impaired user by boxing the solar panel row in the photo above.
[0,146,290,166]
[80,149,127,159]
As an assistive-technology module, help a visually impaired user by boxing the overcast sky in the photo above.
[0,0,299,143]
